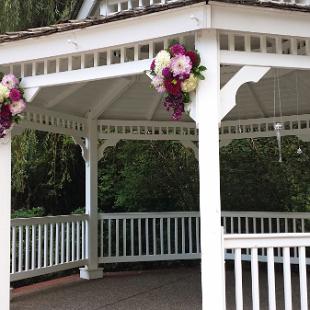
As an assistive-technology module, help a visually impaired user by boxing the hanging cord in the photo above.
[274,69,283,162]
[295,71,303,154]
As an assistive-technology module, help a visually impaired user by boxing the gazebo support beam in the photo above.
[0,135,12,310]
[80,116,103,280]
[196,29,225,309]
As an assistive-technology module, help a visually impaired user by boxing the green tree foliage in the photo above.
[4,0,310,216]
[0,0,79,33]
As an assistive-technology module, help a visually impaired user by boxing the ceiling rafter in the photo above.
[45,83,86,108]
[89,78,135,119]
[247,83,268,118]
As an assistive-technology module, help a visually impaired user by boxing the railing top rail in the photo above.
[98,211,200,219]
[224,233,310,249]
[11,214,89,226]
[222,211,310,219]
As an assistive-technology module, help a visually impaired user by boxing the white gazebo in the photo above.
[1,0,310,309]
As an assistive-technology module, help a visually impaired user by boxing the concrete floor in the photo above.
[11,266,309,310]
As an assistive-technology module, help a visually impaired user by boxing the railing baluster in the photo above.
[196,216,200,253]
[100,219,104,258]
[153,218,157,255]
[283,247,293,310]
[267,247,276,310]
[12,226,16,273]
[175,218,178,254]
[76,221,80,260]
[44,224,48,267]
[189,217,193,254]
[167,218,171,255]
[138,218,142,256]
[131,218,134,256]
[82,220,85,259]
[145,218,149,256]
[160,218,164,255]
[25,225,30,271]
[123,218,127,256]
[38,224,42,268]
[61,222,65,263]
[50,223,54,266]
[116,219,120,257]
[108,219,112,257]
[181,217,185,254]
[71,222,75,261]
[31,225,36,270]
[66,222,70,262]
[299,246,308,310]
[18,226,23,272]
[235,248,243,310]
[251,248,260,310]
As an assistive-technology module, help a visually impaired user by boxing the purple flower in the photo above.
[0,104,12,130]
[9,88,21,102]
[185,51,199,67]
[2,74,19,90]
[162,67,172,79]
[163,94,185,121]
[150,59,156,71]
[169,44,186,56]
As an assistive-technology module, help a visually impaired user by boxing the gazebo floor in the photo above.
[11,266,305,310]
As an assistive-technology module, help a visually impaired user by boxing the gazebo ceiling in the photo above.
[29,67,310,122]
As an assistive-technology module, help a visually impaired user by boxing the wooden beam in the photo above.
[20,60,149,90]
[24,87,40,102]
[90,78,134,119]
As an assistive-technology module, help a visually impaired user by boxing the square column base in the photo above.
[79,267,103,280]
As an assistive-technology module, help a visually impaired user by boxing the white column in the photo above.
[0,134,11,310]
[80,117,103,280]
[196,30,225,309]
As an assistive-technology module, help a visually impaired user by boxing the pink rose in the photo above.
[10,99,26,116]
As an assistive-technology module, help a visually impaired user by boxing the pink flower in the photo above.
[162,67,172,79]
[151,76,166,93]
[2,74,19,90]
[9,88,21,102]
[10,99,26,116]
[169,44,186,56]
[170,55,192,78]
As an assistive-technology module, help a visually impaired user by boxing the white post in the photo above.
[196,30,225,309]
[80,117,103,280]
[0,134,11,310]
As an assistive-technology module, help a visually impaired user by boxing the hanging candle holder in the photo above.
[274,122,283,162]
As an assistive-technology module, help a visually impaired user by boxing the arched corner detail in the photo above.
[180,140,199,161]
[219,66,271,122]
[98,138,120,161]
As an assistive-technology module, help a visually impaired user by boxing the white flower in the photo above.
[154,50,171,76]
[151,76,166,93]
[181,74,198,93]
[0,84,9,103]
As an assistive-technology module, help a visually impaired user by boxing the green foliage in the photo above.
[0,0,79,33]
[12,207,44,219]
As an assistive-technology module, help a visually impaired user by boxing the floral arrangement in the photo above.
[148,43,206,120]
[0,73,26,139]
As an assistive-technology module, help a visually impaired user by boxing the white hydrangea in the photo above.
[0,84,9,103]
[181,74,198,93]
[154,50,171,76]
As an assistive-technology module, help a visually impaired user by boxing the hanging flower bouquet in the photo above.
[0,73,27,139]
[148,43,206,120]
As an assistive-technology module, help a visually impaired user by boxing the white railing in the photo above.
[10,211,310,282]
[224,233,310,310]
[98,212,201,263]
[11,214,88,282]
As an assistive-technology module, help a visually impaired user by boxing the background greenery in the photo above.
[2,1,310,218]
